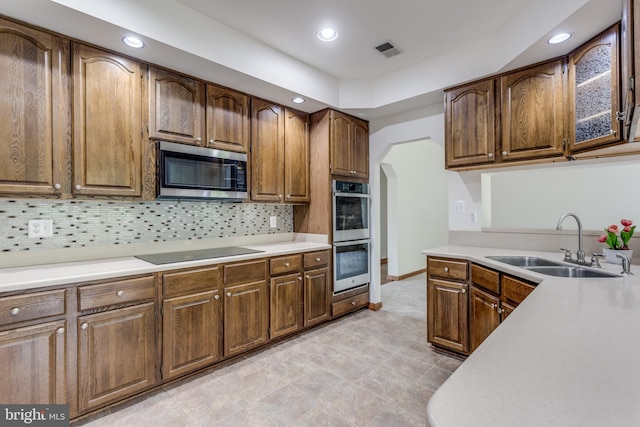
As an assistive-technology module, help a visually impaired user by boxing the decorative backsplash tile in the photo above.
[0,199,292,252]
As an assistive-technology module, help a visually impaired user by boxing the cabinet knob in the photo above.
[306,275,310,279]
[278,194,283,199]
[54,183,61,190]
[298,277,302,281]
[116,290,124,297]
[196,137,202,141]
[502,151,508,156]
[497,307,504,314]
[461,288,467,294]
[209,139,215,144]
[10,307,19,316]
[351,301,356,305]
[81,323,88,330]
[57,327,65,334]
[214,294,220,300]
[487,153,493,158]
[444,267,449,272]
[75,184,82,190]
[226,292,232,297]
[490,303,496,309]
[610,129,616,135]
[284,262,290,267]
[315,257,321,262]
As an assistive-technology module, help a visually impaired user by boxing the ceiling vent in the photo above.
[374,40,403,58]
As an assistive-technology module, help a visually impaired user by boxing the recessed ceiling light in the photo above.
[292,97,305,104]
[547,33,572,45]
[317,28,338,42]
[122,36,144,48]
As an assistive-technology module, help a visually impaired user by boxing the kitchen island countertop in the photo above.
[424,245,640,427]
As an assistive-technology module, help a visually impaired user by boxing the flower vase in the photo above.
[602,248,633,264]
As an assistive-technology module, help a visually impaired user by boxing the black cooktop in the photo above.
[135,246,264,265]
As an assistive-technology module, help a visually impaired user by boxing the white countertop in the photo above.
[424,245,640,427]
[0,240,330,293]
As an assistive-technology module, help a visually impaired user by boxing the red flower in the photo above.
[608,224,619,233]
[598,235,607,243]
[621,219,633,227]
[624,226,632,232]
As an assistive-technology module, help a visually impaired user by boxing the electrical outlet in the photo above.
[28,219,53,238]
[269,216,277,228]
[470,211,478,223]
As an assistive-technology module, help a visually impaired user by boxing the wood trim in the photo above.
[367,302,382,311]
[386,268,426,282]
[380,258,388,265]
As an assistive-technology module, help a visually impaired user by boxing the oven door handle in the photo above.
[333,239,371,247]
[333,192,370,198]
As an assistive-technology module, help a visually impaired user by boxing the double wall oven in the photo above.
[333,180,371,294]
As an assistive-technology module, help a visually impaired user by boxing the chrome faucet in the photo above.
[617,253,633,275]
[556,212,587,265]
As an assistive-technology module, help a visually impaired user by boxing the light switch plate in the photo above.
[28,219,53,238]
[453,200,465,214]
[270,216,277,228]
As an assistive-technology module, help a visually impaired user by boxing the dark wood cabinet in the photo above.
[223,259,269,357]
[0,17,70,197]
[303,256,330,327]
[270,273,302,338]
[251,98,284,202]
[284,108,310,203]
[72,43,145,197]
[569,24,622,152]
[148,66,205,145]
[161,266,222,380]
[445,78,498,168]
[500,59,567,162]
[206,84,250,153]
[330,110,369,179]
[470,286,501,352]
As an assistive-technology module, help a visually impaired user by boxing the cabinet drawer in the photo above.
[78,276,155,311]
[501,275,535,306]
[162,266,220,298]
[223,259,267,285]
[471,264,500,294]
[427,258,468,281]
[0,289,65,326]
[304,250,330,269]
[331,292,368,317]
[270,255,302,276]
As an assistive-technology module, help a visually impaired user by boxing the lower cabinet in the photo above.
[304,266,330,326]
[77,302,157,412]
[470,287,501,352]
[427,278,469,354]
[270,272,303,339]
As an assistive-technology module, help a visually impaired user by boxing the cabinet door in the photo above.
[72,43,144,197]
[206,84,250,152]
[223,280,269,357]
[351,118,369,179]
[304,266,330,327]
[569,24,621,151]
[500,59,566,161]
[427,278,469,354]
[470,287,501,353]
[0,320,66,404]
[445,79,497,168]
[148,67,205,145]
[77,303,157,412]
[330,111,352,177]
[0,18,70,196]
[162,290,221,380]
[251,98,284,202]
[270,273,302,339]
[284,108,310,203]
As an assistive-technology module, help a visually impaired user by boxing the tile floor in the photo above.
[74,273,462,427]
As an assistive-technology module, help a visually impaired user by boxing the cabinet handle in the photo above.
[487,153,493,158]
[57,327,65,334]
[75,184,82,190]
[226,292,232,297]
[315,257,321,262]
[214,294,220,300]
[461,288,467,294]
[10,307,19,316]
[81,323,88,330]
[116,290,124,297]
[351,301,356,305]
[444,267,449,272]
[54,183,61,190]
[502,151,508,156]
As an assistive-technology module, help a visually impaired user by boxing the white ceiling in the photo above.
[0,0,623,120]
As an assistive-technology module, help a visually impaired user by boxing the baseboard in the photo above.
[386,268,426,282]
[368,302,382,311]
[380,258,388,265]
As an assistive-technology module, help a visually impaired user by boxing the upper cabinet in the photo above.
[568,23,621,152]
[148,66,205,145]
[250,98,310,203]
[205,84,250,153]
[72,43,145,197]
[500,58,567,162]
[445,79,497,168]
[330,110,369,180]
[0,18,70,197]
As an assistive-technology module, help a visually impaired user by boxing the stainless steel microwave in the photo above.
[157,141,248,201]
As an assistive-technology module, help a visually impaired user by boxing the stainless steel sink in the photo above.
[486,256,565,267]
[524,266,620,278]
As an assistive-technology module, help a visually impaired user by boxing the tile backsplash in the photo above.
[0,199,293,252]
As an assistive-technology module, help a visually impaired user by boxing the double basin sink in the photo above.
[486,256,620,278]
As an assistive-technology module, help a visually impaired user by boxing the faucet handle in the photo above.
[616,253,633,275]
[560,248,573,261]
[590,253,605,268]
